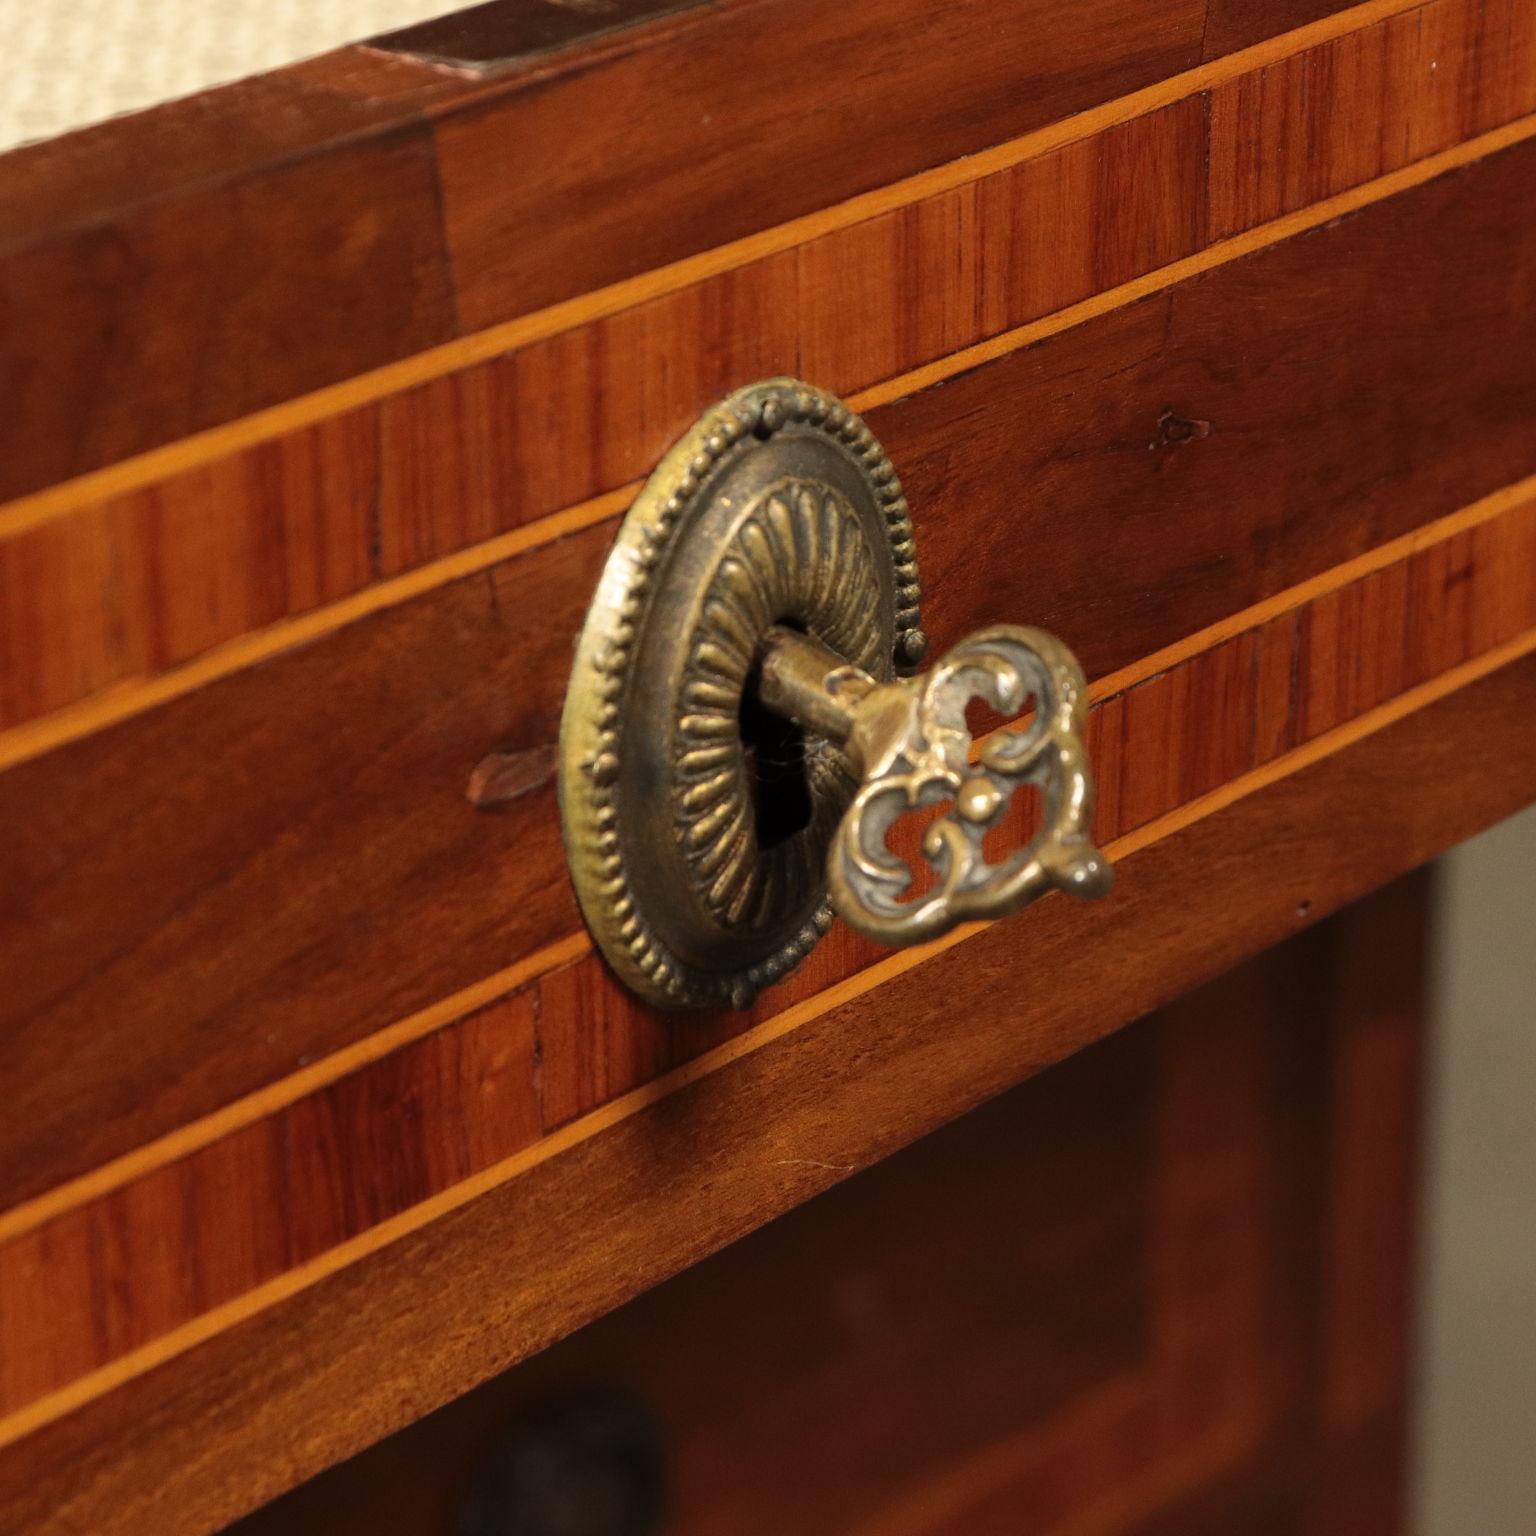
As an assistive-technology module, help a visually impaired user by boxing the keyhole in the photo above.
[740,650,814,851]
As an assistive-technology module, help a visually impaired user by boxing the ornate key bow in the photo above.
[759,623,1112,946]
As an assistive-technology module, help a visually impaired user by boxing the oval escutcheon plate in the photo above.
[559,379,925,1010]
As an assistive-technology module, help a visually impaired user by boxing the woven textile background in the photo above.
[0,0,462,153]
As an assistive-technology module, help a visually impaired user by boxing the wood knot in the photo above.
[466,743,558,809]
[1151,410,1212,451]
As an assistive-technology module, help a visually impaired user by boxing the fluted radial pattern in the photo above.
[674,481,884,932]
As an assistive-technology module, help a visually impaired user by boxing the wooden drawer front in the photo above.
[2,1,1535,1530]
[6,130,1536,1205]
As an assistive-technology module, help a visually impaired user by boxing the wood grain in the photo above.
[4,136,1536,1212]
[1209,0,1536,236]
[427,0,1210,336]
[0,490,1528,1426]
[0,2,1446,543]
[8,114,1531,777]
[0,90,1204,727]
[0,123,457,508]
[1207,0,1404,57]
[795,95,1209,398]
[228,894,1424,1536]
[0,49,457,247]
[7,0,1536,733]
[0,1,1508,1525]
[2,0,1396,502]
[0,632,1509,1536]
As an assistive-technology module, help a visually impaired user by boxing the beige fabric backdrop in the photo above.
[0,0,462,152]
[1418,803,1536,1535]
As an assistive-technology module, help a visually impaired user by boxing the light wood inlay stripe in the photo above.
[0,475,1531,1249]
[0,0,1445,541]
[2,110,1534,775]
[1,617,1530,1453]
[5,480,1536,1428]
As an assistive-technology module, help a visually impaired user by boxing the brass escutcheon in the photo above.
[558,379,1111,1009]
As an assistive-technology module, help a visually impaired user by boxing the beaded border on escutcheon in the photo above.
[565,378,927,1010]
